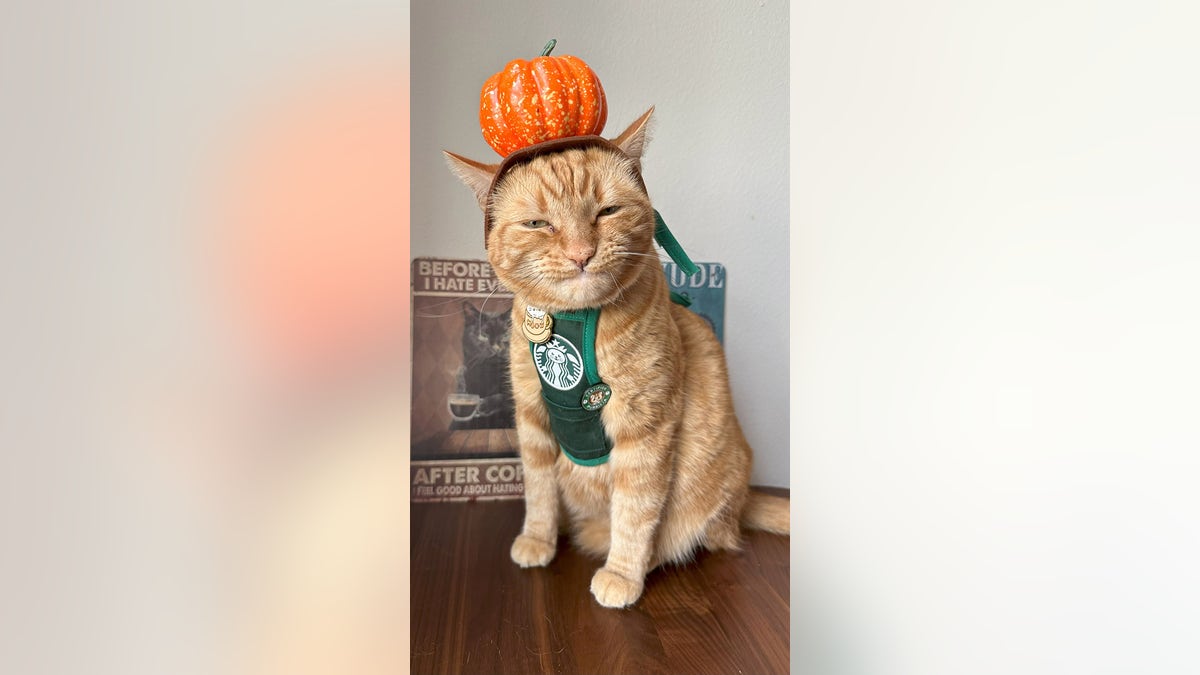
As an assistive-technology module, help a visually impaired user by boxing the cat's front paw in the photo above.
[589,567,644,608]
[510,534,556,568]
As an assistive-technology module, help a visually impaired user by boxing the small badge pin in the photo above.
[522,306,554,344]
[581,382,612,411]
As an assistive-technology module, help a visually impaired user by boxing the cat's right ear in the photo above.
[444,151,499,210]
[612,106,655,164]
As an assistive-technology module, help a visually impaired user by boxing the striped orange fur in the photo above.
[445,108,789,608]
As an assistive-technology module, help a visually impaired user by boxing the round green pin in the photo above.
[581,383,612,411]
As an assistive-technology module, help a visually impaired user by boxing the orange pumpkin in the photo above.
[479,39,608,157]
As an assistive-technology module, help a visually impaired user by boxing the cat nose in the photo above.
[565,243,595,270]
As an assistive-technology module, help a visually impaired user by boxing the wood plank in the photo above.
[410,490,790,674]
[441,430,470,455]
[457,429,491,455]
[486,428,509,454]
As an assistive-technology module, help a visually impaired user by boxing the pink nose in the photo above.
[565,244,595,270]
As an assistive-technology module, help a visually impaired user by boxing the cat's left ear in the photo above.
[612,106,655,165]
[444,151,499,210]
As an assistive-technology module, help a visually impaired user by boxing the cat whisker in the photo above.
[612,251,671,272]
[616,257,670,276]
[416,308,479,319]
[414,294,490,318]
[478,281,505,314]
[605,270,627,303]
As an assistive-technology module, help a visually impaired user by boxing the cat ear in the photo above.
[462,300,480,319]
[612,106,655,163]
[444,151,499,210]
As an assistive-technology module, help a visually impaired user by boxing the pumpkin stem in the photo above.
[540,39,556,57]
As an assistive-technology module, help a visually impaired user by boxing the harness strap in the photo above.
[552,308,601,386]
[653,209,698,306]
[654,209,698,276]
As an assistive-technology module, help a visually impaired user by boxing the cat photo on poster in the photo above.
[411,258,519,463]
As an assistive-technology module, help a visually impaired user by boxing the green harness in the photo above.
[527,210,698,466]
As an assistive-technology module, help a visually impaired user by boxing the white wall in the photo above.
[411,1,790,486]
[794,1,1200,673]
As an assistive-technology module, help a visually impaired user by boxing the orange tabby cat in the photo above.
[445,108,788,608]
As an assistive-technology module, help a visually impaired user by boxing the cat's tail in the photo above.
[740,490,790,535]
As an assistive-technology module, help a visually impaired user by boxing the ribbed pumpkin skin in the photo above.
[480,54,607,157]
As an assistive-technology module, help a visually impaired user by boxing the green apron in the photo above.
[526,210,698,467]
[528,308,613,466]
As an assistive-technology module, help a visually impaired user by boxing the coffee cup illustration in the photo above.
[447,392,482,421]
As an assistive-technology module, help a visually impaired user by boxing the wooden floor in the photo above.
[410,489,790,675]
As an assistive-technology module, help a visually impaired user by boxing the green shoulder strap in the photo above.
[654,209,698,276]
[550,308,601,386]
[653,209,698,307]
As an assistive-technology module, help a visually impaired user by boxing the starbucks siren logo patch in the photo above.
[533,336,584,391]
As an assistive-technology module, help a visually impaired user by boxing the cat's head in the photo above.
[445,108,657,311]
[461,301,510,358]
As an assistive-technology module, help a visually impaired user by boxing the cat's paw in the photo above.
[589,567,644,608]
[510,534,556,568]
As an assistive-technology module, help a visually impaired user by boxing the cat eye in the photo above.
[523,219,552,230]
[598,206,620,216]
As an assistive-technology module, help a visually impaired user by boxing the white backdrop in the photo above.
[794,1,1200,673]
[410,1,790,486]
